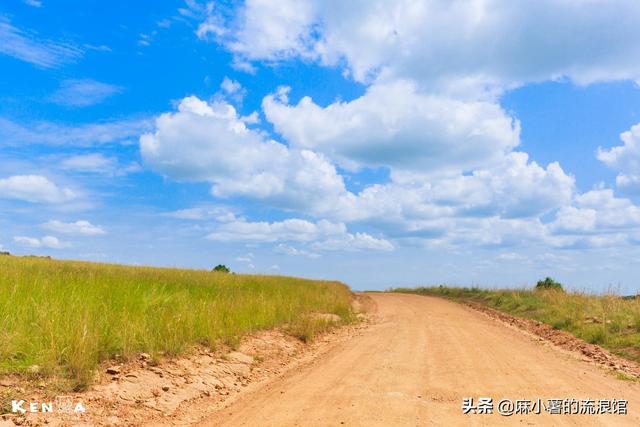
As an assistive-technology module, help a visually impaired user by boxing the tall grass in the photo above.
[0,256,352,389]
[393,286,640,363]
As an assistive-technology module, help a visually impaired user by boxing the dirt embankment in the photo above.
[0,299,370,427]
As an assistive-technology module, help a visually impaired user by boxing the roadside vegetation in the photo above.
[392,284,640,363]
[0,255,353,390]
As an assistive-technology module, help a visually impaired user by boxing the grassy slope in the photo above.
[393,286,640,363]
[0,256,353,389]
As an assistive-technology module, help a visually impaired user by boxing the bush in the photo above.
[535,277,563,291]
[212,264,230,273]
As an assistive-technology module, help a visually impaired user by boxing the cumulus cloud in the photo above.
[14,235,69,249]
[141,5,640,253]
[445,216,549,249]
[562,189,640,230]
[0,175,76,203]
[205,0,640,92]
[430,152,574,218]
[598,123,640,195]
[140,96,354,215]
[548,189,640,248]
[42,220,106,236]
[264,80,520,172]
[197,0,318,62]
[140,94,576,247]
[141,96,284,182]
[49,79,122,108]
[616,174,640,195]
[334,152,574,229]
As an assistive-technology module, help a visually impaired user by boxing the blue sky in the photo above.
[2,1,640,293]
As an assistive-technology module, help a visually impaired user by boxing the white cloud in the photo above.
[598,123,640,195]
[220,77,243,96]
[140,96,354,215]
[59,153,140,176]
[496,252,528,262]
[0,16,82,68]
[13,236,40,247]
[206,0,640,92]
[49,79,122,108]
[550,206,598,234]
[60,153,115,173]
[207,217,392,252]
[158,70,616,257]
[0,175,76,204]
[0,117,149,147]
[207,218,344,243]
[219,77,247,105]
[235,252,254,263]
[141,96,285,183]
[442,216,550,249]
[312,232,393,252]
[264,80,520,172]
[14,235,69,249]
[198,0,318,62]
[23,0,42,7]
[549,189,640,247]
[274,243,320,258]
[430,152,574,218]
[616,174,640,196]
[164,206,237,222]
[138,33,152,47]
[141,95,575,247]
[235,253,256,268]
[335,152,574,228]
[42,220,106,236]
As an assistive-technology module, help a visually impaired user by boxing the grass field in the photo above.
[392,286,640,363]
[0,255,353,390]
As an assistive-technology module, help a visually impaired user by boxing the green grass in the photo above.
[392,285,640,363]
[0,256,353,390]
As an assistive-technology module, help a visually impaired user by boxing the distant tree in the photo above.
[212,264,230,273]
[535,277,563,291]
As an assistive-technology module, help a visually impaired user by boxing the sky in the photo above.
[1,0,640,293]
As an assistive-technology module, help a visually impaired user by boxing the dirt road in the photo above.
[205,293,640,426]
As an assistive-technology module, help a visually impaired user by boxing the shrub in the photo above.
[212,264,230,273]
[535,277,563,291]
